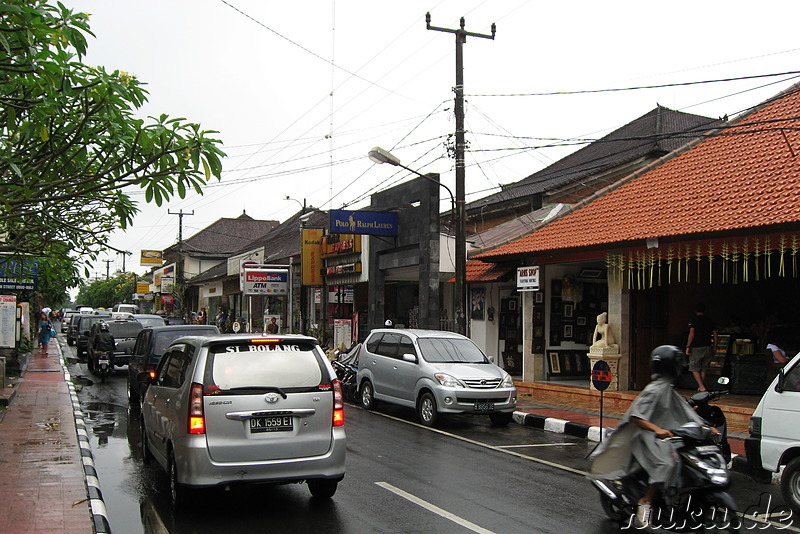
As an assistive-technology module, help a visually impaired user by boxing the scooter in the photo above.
[592,422,739,531]
[96,352,113,383]
[331,344,360,402]
[688,379,731,463]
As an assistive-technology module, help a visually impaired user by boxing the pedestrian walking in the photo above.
[685,303,718,392]
[36,311,54,356]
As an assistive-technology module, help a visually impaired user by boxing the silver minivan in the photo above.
[357,329,517,426]
[139,334,346,507]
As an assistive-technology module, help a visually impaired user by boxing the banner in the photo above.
[301,229,323,286]
[243,269,288,296]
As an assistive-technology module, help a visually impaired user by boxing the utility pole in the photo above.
[426,13,495,335]
[168,209,194,314]
[168,209,194,254]
[102,259,113,279]
[118,250,131,273]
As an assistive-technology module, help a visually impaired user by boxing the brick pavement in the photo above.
[0,341,99,534]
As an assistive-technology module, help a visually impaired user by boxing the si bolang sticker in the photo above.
[225,344,302,353]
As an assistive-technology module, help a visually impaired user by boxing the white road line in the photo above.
[370,410,587,475]
[376,482,496,534]
[498,443,581,449]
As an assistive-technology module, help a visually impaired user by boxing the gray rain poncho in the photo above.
[589,376,706,493]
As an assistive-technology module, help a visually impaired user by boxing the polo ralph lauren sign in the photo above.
[330,210,398,236]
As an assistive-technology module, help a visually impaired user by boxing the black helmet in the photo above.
[651,345,684,380]
[99,322,109,332]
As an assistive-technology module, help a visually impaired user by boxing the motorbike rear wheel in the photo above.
[599,493,627,522]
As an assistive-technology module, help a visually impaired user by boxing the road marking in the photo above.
[497,442,581,449]
[369,410,588,475]
[376,482,495,534]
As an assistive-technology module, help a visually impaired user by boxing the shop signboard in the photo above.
[0,295,16,348]
[329,210,398,236]
[516,266,540,292]
[0,257,38,291]
[160,276,174,294]
[322,234,361,258]
[333,318,352,349]
[140,250,163,265]
[243,268,288,296]
[136,282,150,294]
[239,260,260,292]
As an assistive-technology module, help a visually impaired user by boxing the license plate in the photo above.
[249,416,293,433]
[474,401,494,411]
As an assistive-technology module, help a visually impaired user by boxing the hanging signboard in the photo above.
[516,266,540,292]
[140,250,163,265]
[243,268,289,296]
[0,258,38,291]
[301,229,324,286]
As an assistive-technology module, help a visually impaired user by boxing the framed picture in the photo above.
[577,316,587,326]
[534,325,544,338]
[549,352,561,374]
[564,303,573,318]
[535,292,544,304]
[579,268,604,279]
[470,288,485,320]
[564,324,574,339]
[508,298,517,311]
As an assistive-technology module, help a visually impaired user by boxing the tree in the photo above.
[75,271,137,309]
[0,1,225,274]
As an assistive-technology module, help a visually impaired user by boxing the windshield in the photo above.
[137,317,165,328]
[417,338,489,364]
[108,322,142,338]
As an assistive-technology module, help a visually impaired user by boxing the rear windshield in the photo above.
[153,328,217,356]
[417,338,489,364]
[108,322,142,338]
[137,317,166,328]
[207,341,323,390]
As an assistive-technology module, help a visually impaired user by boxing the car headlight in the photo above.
[500,373,514,388]
[434,373,464,388]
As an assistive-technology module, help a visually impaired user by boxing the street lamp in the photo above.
[368,146,465,334]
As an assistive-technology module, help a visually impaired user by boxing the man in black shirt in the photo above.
[685,303,717,392]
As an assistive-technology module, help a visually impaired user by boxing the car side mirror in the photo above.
[402,353,418,363]
[776,368,786,393]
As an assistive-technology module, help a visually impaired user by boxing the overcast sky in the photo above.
[61,0,800,280]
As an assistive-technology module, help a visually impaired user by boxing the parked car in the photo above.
[127,325,220,404]
[112,303,139,314]
[62,310,80,334]
[87,319,143,369]
[132,314,168,329]
[72,312,111,356]
[357,329,517,427]
[165,316,187,325]
[138,334,346,507]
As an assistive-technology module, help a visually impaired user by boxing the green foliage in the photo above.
[75,271,137,308]
[0,0,225,274]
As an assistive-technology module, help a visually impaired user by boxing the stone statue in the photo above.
[591,312,617,349]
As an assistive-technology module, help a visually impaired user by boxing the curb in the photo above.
[62,360,112,533]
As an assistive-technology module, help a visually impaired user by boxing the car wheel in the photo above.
[417,392,438,427]
[127,375,139,405]
[140,417,153,465]
[489,412,513,426]
[307,478,338,499]
[360,380,378,410]
[782,457,800,519]
[168,450,190,509]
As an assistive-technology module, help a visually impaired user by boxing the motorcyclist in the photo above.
[589,345,713,527]
[92,322,116,363]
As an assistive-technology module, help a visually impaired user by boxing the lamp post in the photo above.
[368,147,464,334]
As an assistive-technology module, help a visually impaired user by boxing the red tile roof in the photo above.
[450,260,512,283]
[476,84,800,260]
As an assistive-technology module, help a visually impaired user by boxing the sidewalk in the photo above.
[0,339,107,534]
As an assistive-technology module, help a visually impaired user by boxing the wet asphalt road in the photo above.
[59,336,796,533]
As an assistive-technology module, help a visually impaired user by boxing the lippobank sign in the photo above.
[330,210,398,236]
[242,269,288,295]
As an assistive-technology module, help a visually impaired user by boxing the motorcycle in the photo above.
[591,377,740,533]
[331,343,360,402]
[96,352,113,383]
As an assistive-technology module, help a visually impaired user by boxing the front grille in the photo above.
[457,397,509,404]
[462,378,502,389]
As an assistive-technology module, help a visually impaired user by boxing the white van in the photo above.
[746,352,800,517]
[113,303,139,314]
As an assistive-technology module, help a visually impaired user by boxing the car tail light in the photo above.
[188,382,205,434]
[332,378,344,427]
[145,364,157,380]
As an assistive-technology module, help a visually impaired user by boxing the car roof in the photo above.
[188,333,320,346]
[369,329,468,340]
[143,325,220,333]
[132,314,164,319]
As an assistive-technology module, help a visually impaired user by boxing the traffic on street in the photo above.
[57,334,797,533]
